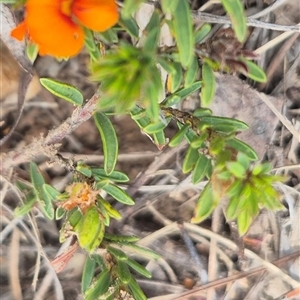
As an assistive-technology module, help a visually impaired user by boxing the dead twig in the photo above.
[172,250,300,300]
[192,11,300,32]
[0,92,100,176]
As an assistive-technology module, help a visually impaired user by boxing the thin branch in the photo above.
[0,92,99,176]
[192,11,300,32]
[249,0,289,19]
[259,93,300,142]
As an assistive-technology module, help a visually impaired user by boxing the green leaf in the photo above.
[120,243,160,259]
[85,269,110,300]
[145,66,162,122]
[226,161,246,178]
[210,136,225,155]
[128,277,147,300]
[143,10,161,53]
[161,0,179,14]
[153,130,167,149]
[26,42,38,63]
[201,62,216,106]
[240,58,267,82]
[95,179,110,190]
[200,116,249,131]
[102,184,135,205]
[226,138,258,160]
[104,233,139,243]
[143,121,168,134]
[220,0,247,42]
[226,195,241,220]
[67,208,82,229]
[78,206,104,252]
[157,57,177,74]
[30,162,54,219]
[169,124,190,147]
[76,162,92,178]
[190,133,208,149]
[185,55,199,87]
[107,246,128,261]
[252,162,271,175]
[182,146,200,173]
[14,192,37,216]
[237,209,252,235]
[122,0,144,19]
[194,24,212,44]
[97,198,122,220]
[92,168,129,182]
[84,28,96,51]
[30,162,45,193]
[172,0,194,67]
[226,179,243,198]
[55,207,65,220]
[191,183,216,223]
[163,81,202,106]
[237,152,251,170]
[94,112,118,175]
[126,258,152,278]
[192,154,210,184]
[98,28,119,44]
[168,62,183,93]
[82,256,96,294]
[42,184,59,200]
[118,260,132,284]
[193,107,212,117]
[119,16,139,38]
[40,78,83,106]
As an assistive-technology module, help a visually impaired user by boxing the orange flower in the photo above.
[11,0,118,57]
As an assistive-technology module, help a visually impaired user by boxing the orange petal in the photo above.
[72,0,119,32]
[25,0,84,57]
[11,21,27,41]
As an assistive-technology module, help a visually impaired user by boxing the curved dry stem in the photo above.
[0,92,100,176]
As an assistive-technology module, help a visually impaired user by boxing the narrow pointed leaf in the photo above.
[128,277,147,300]
[76,162,92,178]
[104,233,139,243]
[221,0,247,42]
[118,260,132,284]
[195,24,212,44]
[226,138,258,160]
[185,56,199,87]
[201,62,216,106]
[143,10,160,53]
[182,146,200,173]
[200,116,249,131]
[92,168,129,182]
[122,0,144,19]
[191,183,216,223]
[14,192,37,216]
[94,112,118,175]
[85,269,110,300]
[107,246,128,261]
[40,78,83,106]
[102,184,134,205]
[167,62,183,93]
[98,198,122,220]
[82,256,97,294]
[240,58,267,82]
[237,210,252,235]
[192,154,210,184]
[172,0,194,67]
[169,124,190,147]
[126,258,152,278]
[119,16,139,38]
